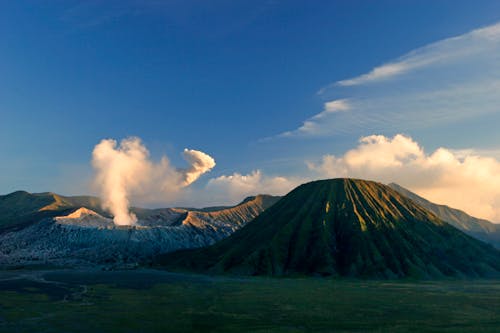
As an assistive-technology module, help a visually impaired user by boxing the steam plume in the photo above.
[181,149,216,186]
[92,137,215,225]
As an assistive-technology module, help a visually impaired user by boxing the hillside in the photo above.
[159,178,500,278]
[0,191,103,231]
[0,194,280,267]
[388,183,500,248]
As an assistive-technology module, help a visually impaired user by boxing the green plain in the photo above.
[0,269,499,332]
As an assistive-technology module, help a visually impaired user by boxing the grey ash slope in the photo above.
[388,183,500,248]
[0,192,280,267]
[159,179,500,279]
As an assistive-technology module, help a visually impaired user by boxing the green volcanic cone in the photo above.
[159,178,500,278]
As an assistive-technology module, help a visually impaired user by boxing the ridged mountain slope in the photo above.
[388,183,500,248]
[160,179,500,278]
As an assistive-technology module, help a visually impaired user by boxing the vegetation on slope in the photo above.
[0,191,102,231]
[159,179,500,278]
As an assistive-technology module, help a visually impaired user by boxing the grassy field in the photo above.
[0,269,499,332]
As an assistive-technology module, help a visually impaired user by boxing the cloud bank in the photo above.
[207,134,500,223]
[282,21,500,138]
[205,170,301,205]
[90,134,500,224]
[92,137,215,225]
[308,134,500,222]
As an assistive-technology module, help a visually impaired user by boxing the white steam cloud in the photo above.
[308,134,500,222]
[92,137,215,225]
[181,149,217,186]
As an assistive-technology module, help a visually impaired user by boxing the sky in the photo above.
[2,1,500,221]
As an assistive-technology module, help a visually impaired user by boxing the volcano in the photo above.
[0,194,280,267]
[159,178,500,278]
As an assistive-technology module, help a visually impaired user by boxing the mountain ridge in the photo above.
[159,178,500,278]
[0,193,281,267]
[0,190,280,229]
[388,183,500,248]
[0,191,104,232]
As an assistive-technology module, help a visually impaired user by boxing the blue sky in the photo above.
[2,1,500,218]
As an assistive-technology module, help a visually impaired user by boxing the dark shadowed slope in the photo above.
[388,183,500,248]
[159,179,500,278]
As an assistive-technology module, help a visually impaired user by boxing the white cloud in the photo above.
[308,134,500,222]
[336,22,500,86]
[181,149,216,186]
[205,170,301,205]
[279,21,500,139]
[279,99,352,137]
[323,99,351,114]
[337,62,416,87]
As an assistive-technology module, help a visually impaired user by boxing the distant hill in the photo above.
[388,183,500,248]
[0,191,103,231]
[159,179,500,278]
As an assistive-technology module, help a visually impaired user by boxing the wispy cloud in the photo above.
[279,99,352,137]
[335,22,500,86]
[279,21,500,139]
